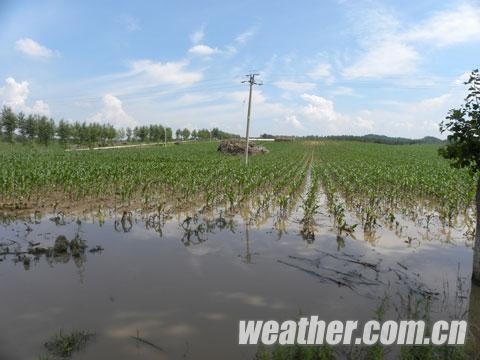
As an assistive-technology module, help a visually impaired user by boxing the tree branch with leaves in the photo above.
[439,69,480,282]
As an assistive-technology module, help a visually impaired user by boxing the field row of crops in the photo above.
[313,142,475,230]
[1,141,475,233]
[0,142,310,214]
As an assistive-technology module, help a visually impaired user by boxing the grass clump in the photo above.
[44,329,94,358]
[254,344,335,360]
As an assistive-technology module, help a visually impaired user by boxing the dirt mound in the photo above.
[218,140,269,155]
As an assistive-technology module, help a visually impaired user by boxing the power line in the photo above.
[31,72,462,104]
[241,73,262,166]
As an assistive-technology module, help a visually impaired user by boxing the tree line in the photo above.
[308,134,444,145]
[259,133,444,145]
[0,106,239,146]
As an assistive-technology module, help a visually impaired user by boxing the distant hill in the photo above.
[301,134,445,145]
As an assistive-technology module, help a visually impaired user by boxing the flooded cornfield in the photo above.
[3,0,480,357]
[1,141,479,359]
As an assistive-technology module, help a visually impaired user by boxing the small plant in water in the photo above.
[254,344,335,360]
[44,329,94,358]
[38,355,53,360]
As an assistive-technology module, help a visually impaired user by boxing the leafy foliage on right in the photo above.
[439,69,480,282]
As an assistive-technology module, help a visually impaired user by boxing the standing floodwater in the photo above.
[0,202,475,359]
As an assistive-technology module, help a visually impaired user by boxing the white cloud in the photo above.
[293,92,454,137]
[235,28,256,44]
[130,99,242,134]
[355,112,375,130]
[174,93,219,106]
[190,26,205,44]
[130,60,203,85]
[403,4,480,47]
[223,27,258,56]
[274,81,316,91]
[227,89,266,105]
[301,94,342,122]
[454,71,471,85]
[297,94,376,134]
[352,7,401,46]
[15,38,56,58]
[341,6,417,79]
[89,94,137,128]
[308,63,334,84]
[224,45,237,56]
[343,41,419,79]
[300,93,348,133]
[331,86,357,96]
[415,93,451,109]
[285,114,304,129]
[188,44,221,56]
[0,77,50,115]
[117,15,140,32]
[0,77,29,109]
[352,93,456,138]
[31,100,50,115]
[342,3,480,80]
[119,84,454,138]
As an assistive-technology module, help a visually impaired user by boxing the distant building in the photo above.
[256,134,296,141]
[274,136,295,142]
[250,138,274,142]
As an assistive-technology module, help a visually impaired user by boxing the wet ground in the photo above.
[0,202,476,359]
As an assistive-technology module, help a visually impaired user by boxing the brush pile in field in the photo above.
[218,139,269,155]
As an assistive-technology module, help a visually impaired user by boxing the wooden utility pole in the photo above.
[242,74,262,165]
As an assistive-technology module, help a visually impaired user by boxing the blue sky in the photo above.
[0,0,479,138]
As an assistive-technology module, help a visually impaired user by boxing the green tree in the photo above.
[126,127,132,142]
[70,121,82,143]
[439,69,480,282]
[17,112,27,141]
[197,129,211,140]
[153,124,165,142]
[134,126,148,142]
[116,127,126,141]
[88,123,101,145]
[182,128,190,140]
[99,124,115,145]
[157,125,165,142]
[105,124,116,143]
[57,119,71,145]
[165,127,173,141]
[211,127,219,139]
[79,122,89,143]
[37,116,55,145]
[25,114,38,140]
[149,124,164,142]
[1,106,17,142]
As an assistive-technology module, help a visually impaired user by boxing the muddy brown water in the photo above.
[0,205,476,359]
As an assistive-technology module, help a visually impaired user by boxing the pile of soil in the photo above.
[218,140,269,155]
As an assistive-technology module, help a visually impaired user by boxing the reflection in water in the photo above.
[49,211,67,226]
[132,329,164,354]
[179,212,236,247]
[144,210,168,236]
[0,219,103,271]
[336,235,345,251]
[276,249,441,302]
[115,211,133,233]
[0,204,477,359]
[242,224,252,264]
